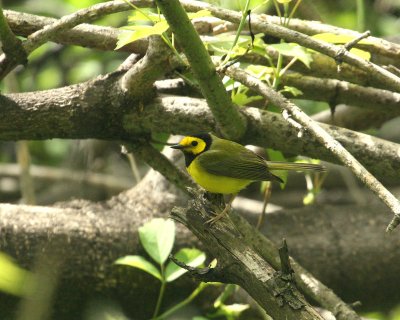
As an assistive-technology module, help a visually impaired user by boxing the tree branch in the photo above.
[312,105,397,131]
[0,0,152,80]
[281,73,400,113]
[2,81,400,183]
[0,5,27,71]
[229,213,361,320]
[155,0,246,139]
[4,9,148,55]
[171,189,324,320]
[120,35,179,99]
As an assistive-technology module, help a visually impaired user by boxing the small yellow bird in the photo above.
[171,133,325,223]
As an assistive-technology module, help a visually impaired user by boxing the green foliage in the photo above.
[116,8,211,49]
[116,218,206,319]
[270,43,312,68]
[0,252,34,297]
[138,218,175,265]
[115,255,162,280]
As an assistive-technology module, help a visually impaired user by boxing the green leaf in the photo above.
[312,32,373,45]
[0,252,32,296]
[128,9,159,23]
[165,248,206,282]
[187,9,211,20]
[303,190,315,205]
[270,43,313,68]
[115,255,162,280]
[276,0,292,3]
[280,85,303,97]
[231,91,263,106]
[116,20,169,49]
[349,48,371,61]
[139,218,175,265]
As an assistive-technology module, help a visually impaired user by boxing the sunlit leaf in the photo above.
[349,48,371,60]
[187,9,212,20]
[218,303,250,316]
[276,0,292,3]
[139,218,175,265]
[116,21,169,49]
[231,91,263,106]
[165,248,206,282]
[0,252,33,297]
[303,190,315,205]
[280,85,303,97]
[128,9,159,23]
[312,32,373,45]
[115,255,162,280]
[270,43,313,68]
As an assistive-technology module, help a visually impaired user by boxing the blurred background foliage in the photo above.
[1,0,400,319]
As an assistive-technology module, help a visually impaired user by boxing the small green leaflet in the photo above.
[139,218,175,265]
[0,252,33,297]
[116,21,169,49]
[270,43,313,68]
[116,9,211,50]
[280,85,303,97]
[115,255,162,281]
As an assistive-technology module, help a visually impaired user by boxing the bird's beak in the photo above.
[170,144,184,149]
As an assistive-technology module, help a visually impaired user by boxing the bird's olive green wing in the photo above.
[196,149,282,182]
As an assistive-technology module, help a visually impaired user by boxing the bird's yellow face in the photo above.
[174,136,208,155]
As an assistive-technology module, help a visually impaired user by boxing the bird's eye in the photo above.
[191,141,198,146]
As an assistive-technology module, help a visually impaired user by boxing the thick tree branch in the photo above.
[229,214,361,320]
[1,81,400,182]
[312,106,396,131]
[120,35,178,98]
[155,0,246,139]
[4,9,148,55]
[281,73,400,113]
[171,190,324,320]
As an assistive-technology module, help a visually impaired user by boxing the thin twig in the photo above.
[335,30,371,65]
[125,141,195,193]
[223,66,400,232]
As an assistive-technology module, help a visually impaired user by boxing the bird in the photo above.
[171,133,325,224]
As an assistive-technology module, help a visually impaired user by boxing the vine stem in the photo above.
[152,264,166,319]
[154,282,211,320]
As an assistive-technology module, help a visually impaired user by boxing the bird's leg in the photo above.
[206,193,237,225]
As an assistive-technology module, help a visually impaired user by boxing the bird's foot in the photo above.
[206,203,231,225]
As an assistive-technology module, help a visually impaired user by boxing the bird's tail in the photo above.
[266,161,326,172]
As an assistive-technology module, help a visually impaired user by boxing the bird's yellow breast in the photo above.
[187,158,252,194]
